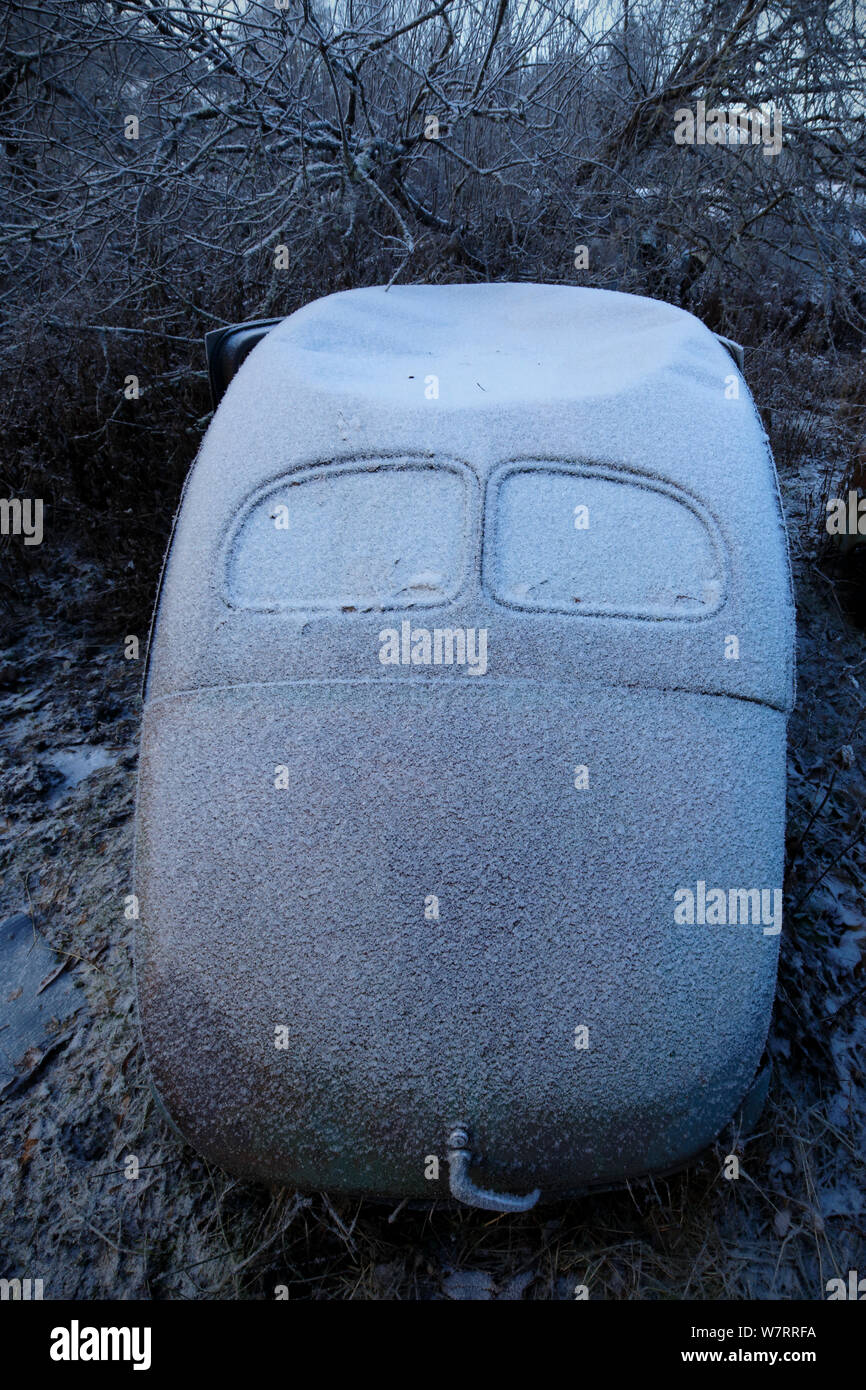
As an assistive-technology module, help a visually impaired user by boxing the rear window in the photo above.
[485,463,724,618]
[224,460,471,611]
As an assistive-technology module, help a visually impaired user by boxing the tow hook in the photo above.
[446,1126,541,1213]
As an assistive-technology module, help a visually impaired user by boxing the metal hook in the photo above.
[446,1127,541,1213]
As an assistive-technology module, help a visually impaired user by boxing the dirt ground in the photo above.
[1,450,864,1300]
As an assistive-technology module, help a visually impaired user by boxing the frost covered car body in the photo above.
[135,284,794,1208]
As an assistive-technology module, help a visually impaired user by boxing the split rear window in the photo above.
[225,460,470,611]
[224,458,724,618]
[485,464,724,618]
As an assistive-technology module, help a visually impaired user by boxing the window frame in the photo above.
[481,458,728,621]
[221,454,480,614]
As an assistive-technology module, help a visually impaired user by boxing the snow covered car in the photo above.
[135,284,794,1209]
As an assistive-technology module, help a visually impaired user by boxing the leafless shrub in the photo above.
[1,0,864,573]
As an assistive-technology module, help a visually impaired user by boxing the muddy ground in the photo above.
[1,454,864,1300]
